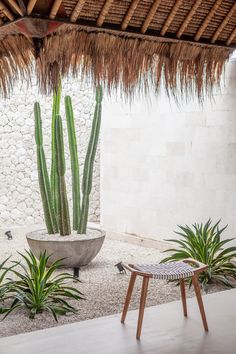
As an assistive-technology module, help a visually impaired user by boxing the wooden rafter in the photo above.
[70,0,86,22]
[17,0,26,13]
[177,0,202,38]
[7,0,24,16]
[226,27,236,46]
[211,2,236,43]
[161,0,182,36]
[49,0,63,19]
[121,0,140,31]
[27,0,37,15]
[141,0,161,34]
[97,0,113,27]
[195,0,222,41]
[0,1,14,21]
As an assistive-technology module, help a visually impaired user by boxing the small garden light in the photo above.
[115,262,126,274]
[5,231,13,240]
[73,267,80,278]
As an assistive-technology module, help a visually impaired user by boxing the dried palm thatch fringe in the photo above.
[0,29,233,100]
[0,35,33,97]
[38,29,233,101]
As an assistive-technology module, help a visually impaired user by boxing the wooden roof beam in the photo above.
[161,0,182,36]
[0,1,14,21]
[27,0,37,15]
[70,0,86,23]
[141,0,161,34]
[49,0,63,19]
[177,0,202,38]
[195,0,222,41]
[227,27,236,46]
[17,0,26,14]
[7,0,24,16]
[211,2,236,43]
[121,0,140,31]
[97,0,113,27]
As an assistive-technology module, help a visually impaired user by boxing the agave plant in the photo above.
[35,85,102,236]
[162,219,236,287]
[3,251,84,320]
[0,257,15,307]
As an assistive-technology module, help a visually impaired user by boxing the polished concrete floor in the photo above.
[0,289,236,354]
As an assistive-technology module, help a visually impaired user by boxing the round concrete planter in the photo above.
[26,228,105,268]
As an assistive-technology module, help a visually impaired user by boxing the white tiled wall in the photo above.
[101,61,236,243]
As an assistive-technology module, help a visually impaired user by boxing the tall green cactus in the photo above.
[78,86,103,234]
[55,114,71,236]
[65,96,81,230]
[51,84,61,219]
[34,102,58,234]
[35,86,102,237]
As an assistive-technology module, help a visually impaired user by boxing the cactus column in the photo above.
[51,84,61,220]
[55,114,71,236]
[65,96,81,230]
[78,86,102,234]
[34,103,58,234]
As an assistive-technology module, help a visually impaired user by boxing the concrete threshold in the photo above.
[106,230,170,250]
[0,289,236,354]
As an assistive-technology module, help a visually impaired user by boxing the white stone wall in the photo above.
[0,77,100,227]
[101,61,236,244]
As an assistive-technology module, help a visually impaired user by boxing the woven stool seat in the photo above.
[133,261,194,280]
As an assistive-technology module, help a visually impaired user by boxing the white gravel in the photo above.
[0,225,230,337]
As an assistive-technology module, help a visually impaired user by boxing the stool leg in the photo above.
[180,278,187,317]
[192,274,208,331]
[121,272,137,323]
[136,276,149,340]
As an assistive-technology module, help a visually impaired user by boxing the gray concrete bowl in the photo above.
[26,228,105,268]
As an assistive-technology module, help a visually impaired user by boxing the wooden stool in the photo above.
[121,258,208,339]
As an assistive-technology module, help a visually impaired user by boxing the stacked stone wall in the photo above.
[0,78,100,226]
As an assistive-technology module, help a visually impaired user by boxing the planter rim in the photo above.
[26,227,105,243]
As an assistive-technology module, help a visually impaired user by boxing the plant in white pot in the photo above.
[26,85,105,269]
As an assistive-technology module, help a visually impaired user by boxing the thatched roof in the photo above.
[0,1,235,99]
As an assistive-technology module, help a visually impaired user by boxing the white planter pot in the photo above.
[26,227,105,268]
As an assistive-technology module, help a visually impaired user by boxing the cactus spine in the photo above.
[55,115,71,236]
[34,102,58,234]
[65,96,81,230]
[51,84,61,219]
[78,86,102,234]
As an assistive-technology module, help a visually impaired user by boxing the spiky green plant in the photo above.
[2,251,83,320]
[65,96,81,230]
[162,219,236,287]
[78,86,102,234]
[55,115,71,236]
[35,86,102,236]
[34,102,58,234]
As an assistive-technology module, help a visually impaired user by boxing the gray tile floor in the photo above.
[1,289,236,354]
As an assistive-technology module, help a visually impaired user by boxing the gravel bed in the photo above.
[0,226,231,337]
